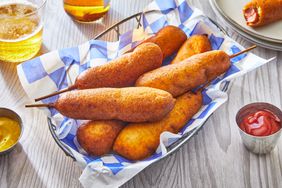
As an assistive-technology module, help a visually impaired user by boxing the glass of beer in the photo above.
[0,0,46,63]
[63,0,110,23]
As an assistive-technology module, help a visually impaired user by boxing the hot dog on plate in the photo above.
[243,0,282,27]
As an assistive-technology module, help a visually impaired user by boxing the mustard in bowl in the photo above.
[0,108,22,155]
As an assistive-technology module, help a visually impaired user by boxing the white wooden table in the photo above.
[1,0,282,187]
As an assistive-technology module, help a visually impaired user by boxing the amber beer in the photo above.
[64,0,110,22]
[0,1,45,63]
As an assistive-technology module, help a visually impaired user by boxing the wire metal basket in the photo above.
[48,11,230,160]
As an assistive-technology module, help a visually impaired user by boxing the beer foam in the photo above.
[0,1,43,42]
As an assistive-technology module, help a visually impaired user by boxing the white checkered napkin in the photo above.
[16,0,273,187]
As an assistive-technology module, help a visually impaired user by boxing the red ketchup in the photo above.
[240,110,281,136]
[244,7,259,25]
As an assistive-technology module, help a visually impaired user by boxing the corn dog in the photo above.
[77,120,125,156]
[136,45,256,98]
[171,34,212,64]
[26,87,176,123]
[136,50,230,97]
[139,25,187,58]
[113,91,202,161]
[243,0,282,27]
[35,42,163,101]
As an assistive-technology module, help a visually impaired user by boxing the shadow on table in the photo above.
[0,144,47,188]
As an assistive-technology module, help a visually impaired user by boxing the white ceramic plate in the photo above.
[210,0,282,43]
[219,16,282,51]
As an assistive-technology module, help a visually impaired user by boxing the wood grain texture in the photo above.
[0,0,281,188]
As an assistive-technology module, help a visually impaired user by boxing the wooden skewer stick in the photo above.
[34,85,76,102]
[229,45,256,58]
[25,103,54,108]
[195,45,257,93]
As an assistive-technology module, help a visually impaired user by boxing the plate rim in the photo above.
[210,0,282,51]
[210,0,282,43]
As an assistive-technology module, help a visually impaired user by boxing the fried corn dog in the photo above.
[113,91,202,161]
[136,50,230,97]
[141,25,187,58]
[26,87,176,123]
[171,34,212,64]
[76,42,163,89]
[77,120,125,156]
[243,0,282,27]
[35,42,163,101]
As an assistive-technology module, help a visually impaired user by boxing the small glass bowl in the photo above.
[235,102,282,154]
[0,108,23,155]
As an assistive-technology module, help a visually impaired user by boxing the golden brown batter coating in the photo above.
[171,34,212,64]
[77,120,125,156]
[141,25,187,58]
[243,0,282,27]
[76,42,163,89]
[54,87,176,122]
[135,50,230,97]
[113,91,202,161]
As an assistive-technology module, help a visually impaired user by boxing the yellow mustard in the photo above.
[0,117,20,152]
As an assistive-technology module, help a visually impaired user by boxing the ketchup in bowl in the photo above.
[236,103,282,154]
[239,110,281,137]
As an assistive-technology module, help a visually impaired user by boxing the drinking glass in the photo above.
[63,0,110,23]
[0,0,46,63]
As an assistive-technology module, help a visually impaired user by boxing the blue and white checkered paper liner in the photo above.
[17,0,273,187]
